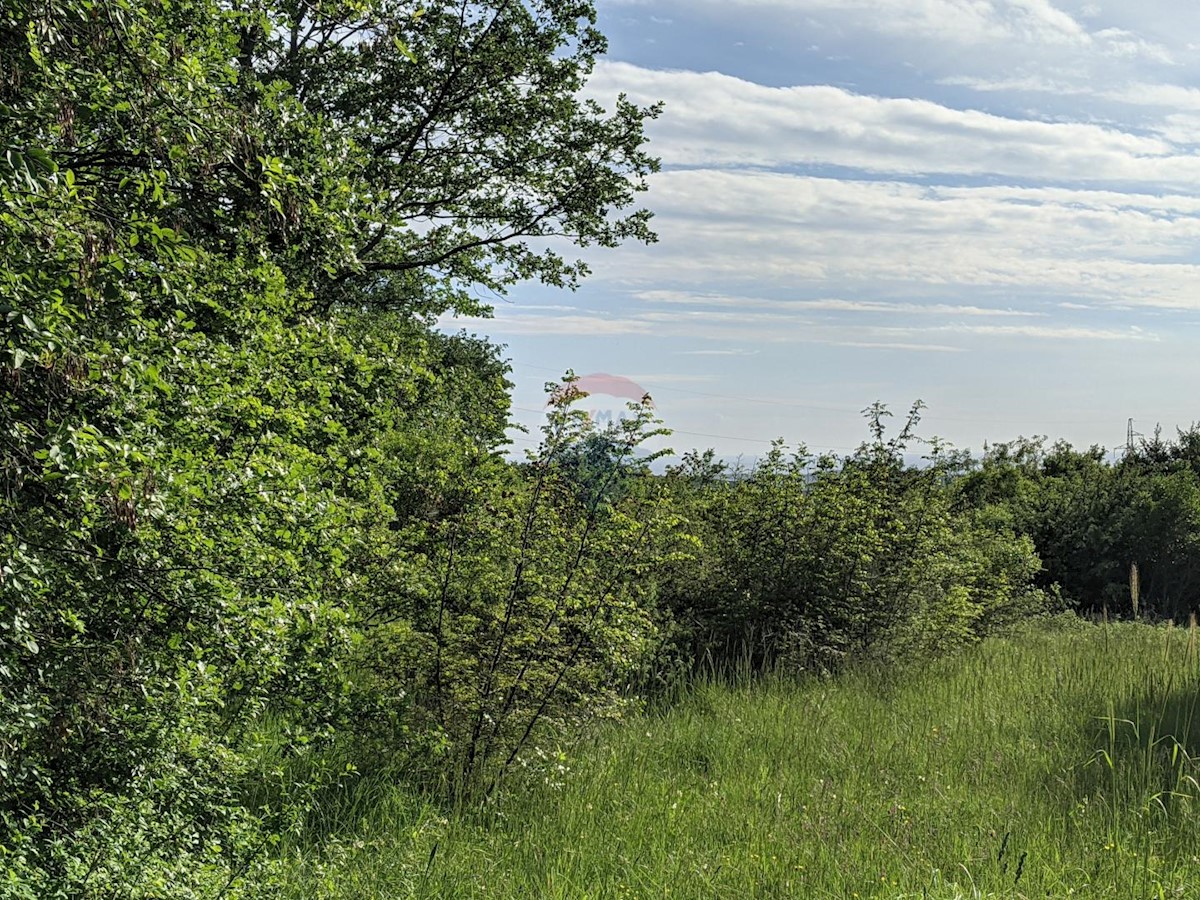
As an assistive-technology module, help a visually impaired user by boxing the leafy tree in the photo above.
[261,0,662,314]
[345,384,675,802]
[1,0,658,894]
[965,434,1200,619]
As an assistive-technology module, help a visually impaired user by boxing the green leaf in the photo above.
[24,147,56,175]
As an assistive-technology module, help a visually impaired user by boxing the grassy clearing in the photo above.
[278,620,1200,898]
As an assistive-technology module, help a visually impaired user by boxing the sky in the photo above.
[446,0,1200,462]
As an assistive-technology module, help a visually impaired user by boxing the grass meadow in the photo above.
[278,620,1200,899]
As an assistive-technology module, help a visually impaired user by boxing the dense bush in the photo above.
[958,430,1200,620]
[338,388,677,801]
[10,1,1200,896]
[659,405,1050,674]
[1,0,658,894]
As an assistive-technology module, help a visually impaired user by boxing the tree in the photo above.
[1,0,658,894]
[4,0,659,317]
[967,435,1200,618]
[265,0,663,314]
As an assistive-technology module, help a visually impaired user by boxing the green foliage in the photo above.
[661,404,1048,674]
[1,0,658,893]
[960,431,1200,619]
[277,0,662,312]
[344,383,676,802]
[21,2,1200,897]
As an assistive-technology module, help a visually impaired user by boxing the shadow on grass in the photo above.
[1065,678,1200,825]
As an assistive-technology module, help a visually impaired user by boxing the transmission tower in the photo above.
[1126,418,1144,456]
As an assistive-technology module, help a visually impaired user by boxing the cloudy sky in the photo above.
[449,0,1200,460]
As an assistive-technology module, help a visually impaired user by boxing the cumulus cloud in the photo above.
[600,0,1194,128]
[488,2,1200,455]
[938,75,1092,94]
[451,298,1161,352]
[909,323,1157,340]
[606,0,1097,47]
[444,313,655,336]
[1104,82,1200,110]
[832,340,965,352]
[673,348,761,356]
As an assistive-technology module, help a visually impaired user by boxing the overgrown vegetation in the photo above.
[275,622,1200,899]
[4,1,1200,897]
[960,430,1200,620]
[1,0,659,893]
[660,403,1047,675]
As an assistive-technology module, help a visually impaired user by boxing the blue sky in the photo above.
[448,0,1200,460]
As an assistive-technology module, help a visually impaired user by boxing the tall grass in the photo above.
[277,620,1200,898]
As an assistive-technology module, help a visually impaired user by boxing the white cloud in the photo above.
[914,323,1158,339]
[589,63,1200,186]
[636,290,1046,317]
[504,303,581,312]
[833,340,965,352]
[606,0,1176,61]
[602,0,1192,130]
[608,0,1093,47]
[443,313,654,336]
[1094,28,1174,63]
[1007,0,1090,43]
[500,2,1200,455]
[1104,82,1200,110]
[938,74,1091,94]
[642,309,1158,343]
[576,167,1200,312]
[673,348,761,356]
[453,300,1161,352]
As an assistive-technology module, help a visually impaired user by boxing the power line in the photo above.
[507,362,1136,427]
[509,406,865,453]
[509,363,864,414]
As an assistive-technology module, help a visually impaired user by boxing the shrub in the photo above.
[660,404,1049,673]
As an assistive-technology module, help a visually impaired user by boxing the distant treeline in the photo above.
[958,427,1200,621]
[659,417,1200,667]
